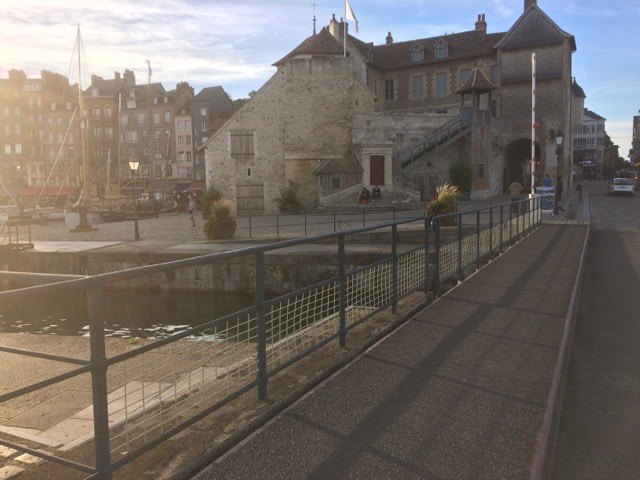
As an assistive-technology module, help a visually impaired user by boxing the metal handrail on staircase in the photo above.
[395,115,471,173]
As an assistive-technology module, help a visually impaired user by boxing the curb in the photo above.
[530,222,591,479]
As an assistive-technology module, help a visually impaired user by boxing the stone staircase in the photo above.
[394,112,471,178]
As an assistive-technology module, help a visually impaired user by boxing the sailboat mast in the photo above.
[77,25,89,200]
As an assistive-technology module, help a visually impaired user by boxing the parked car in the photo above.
[608,177,635,196]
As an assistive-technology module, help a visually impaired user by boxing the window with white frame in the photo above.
[163,111,171,123]
[410,46,424,63]
[126,99,135,109]
[15,144,21,154]
[434,41,448,59]
[200,107,207,116]
[137,113,145,124]
[4,144,11,154]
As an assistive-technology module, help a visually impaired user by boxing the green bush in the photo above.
[449,162,473,196]
[201,185,222,219]
[275,181,302,214]
[425,182,461,226]
[204,199,237,239]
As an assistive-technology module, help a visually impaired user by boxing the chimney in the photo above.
[329,14,339,40]
[386,31,393,45]
[475,14,487,32]
[524,0,537,10]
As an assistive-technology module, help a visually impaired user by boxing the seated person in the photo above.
[359,187,370,204]
[371,185,382,201]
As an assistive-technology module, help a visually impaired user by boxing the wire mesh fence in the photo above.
[0,196,542,478]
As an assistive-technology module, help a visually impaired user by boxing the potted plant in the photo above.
[425,182,461,226]
[204,199,237,239]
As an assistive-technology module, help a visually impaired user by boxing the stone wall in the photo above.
[205,57,375,215]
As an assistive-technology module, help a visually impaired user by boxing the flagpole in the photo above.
[344,1,347,57]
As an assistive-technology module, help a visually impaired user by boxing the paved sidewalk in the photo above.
[195,224,587,480]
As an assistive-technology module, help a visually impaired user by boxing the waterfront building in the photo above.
[204,0,585,215]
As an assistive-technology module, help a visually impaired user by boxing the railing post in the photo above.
[509,199,513,244]
[255,252,268,400]
[362,209,366,228]
[276,214,280,237]
[304,211,307,236]
[87,285,112,479]
[424,217,430,294]
[434,217,441,296]
[475,210,480,267]
[516,201,520,240]
[457,213,462,280]
[393,208,396,222]
[333,211,337,233]
[391,224,398,314]
[338,235,347,348]
[499,204,504,252]
[489,206,493,255]
[249,215,252,239]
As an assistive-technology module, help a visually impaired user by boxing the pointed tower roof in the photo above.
[455,67,498,95]
[273,27,343,66]
[495,4,576,51]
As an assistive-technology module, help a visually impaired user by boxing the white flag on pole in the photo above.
[346,0,359,33]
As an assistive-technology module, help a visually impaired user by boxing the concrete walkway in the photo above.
[194,224,588,480]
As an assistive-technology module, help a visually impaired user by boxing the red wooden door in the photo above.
[370,156,385,185]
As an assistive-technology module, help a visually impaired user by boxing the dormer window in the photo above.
[410,45,424,63]
[435,40,448,59]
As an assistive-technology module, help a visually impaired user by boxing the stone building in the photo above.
[204,0,585,214]
[573,108,606,178]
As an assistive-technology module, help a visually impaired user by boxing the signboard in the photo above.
[536,186,555,211]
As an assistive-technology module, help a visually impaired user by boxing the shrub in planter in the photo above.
[204,199,237,239]
[424,182,461,226]
[200,185,222,219]
[275,181,303,214]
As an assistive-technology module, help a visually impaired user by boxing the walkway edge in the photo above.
[169,298,431,480]
[530,223,591,479]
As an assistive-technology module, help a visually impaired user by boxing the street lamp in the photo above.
[128,158,140,240]
[554,132,564,215]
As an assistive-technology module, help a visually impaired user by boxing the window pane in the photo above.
[436,73,448,97]
[384,80,394,100]
[412,76,423,99]
[460,69,471,87]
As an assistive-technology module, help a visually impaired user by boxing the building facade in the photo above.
[573,108,606,178]
[204,0,584,215]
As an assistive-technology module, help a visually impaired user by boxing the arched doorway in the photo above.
[503,138,540,193]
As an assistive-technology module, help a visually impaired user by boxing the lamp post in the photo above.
[129,159,140,240]
[554,132,564,215]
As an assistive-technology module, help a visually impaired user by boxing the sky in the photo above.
[1,0,638,157]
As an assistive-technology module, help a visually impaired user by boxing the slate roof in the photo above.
[455,67,497,95]
[584,108,605,121]
[495,4,576,51]
[364,30,505,70]
[273,27,344,66]
[572,80,586,98]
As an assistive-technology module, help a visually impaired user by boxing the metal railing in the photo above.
[0,196,541,479]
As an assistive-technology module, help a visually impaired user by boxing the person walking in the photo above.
[543,174,553,187]
[509,180,523,214]
[188,196,196,227]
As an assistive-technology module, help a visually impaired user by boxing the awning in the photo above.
[18,186,77,197]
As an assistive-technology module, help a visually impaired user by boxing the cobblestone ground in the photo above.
[587,179,640,231]
[8,197,526,245]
